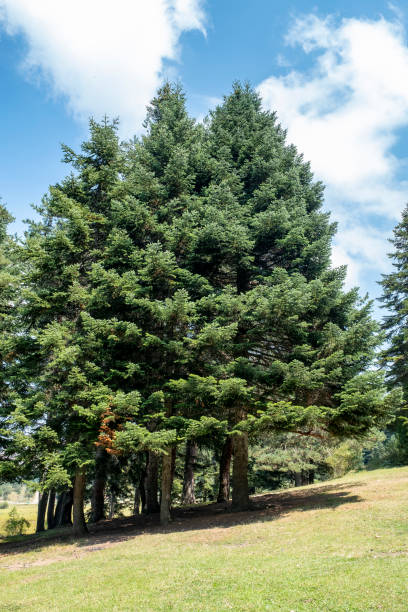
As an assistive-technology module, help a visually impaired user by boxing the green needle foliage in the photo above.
[379,205,408,461]
[0,203,23,482]
[381,205,408,390]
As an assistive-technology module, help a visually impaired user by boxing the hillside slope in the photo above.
[1,467,408,611]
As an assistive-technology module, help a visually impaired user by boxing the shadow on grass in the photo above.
[0,481,365,557]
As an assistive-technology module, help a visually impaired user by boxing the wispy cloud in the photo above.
[258,14,408,291]
[0,0,206,135]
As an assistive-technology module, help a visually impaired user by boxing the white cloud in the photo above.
[331,224,390,290]
[0,0,205,135]
[257,14,408,294]
[259,15,408,218]
[172,0,206,32]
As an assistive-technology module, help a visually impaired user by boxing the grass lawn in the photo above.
[0,467,407,611]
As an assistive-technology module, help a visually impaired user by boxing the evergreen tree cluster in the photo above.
[0,84,399,535]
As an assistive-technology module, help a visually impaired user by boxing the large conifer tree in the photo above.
[0,204,19,478]
[13,119,143,534]
[380,205,408,390]
[106,85,230,523]
[379,205,408,459]
[0,204,15,410]
[159,83,393,510]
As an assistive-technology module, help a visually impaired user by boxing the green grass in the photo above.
[1,467,408,611]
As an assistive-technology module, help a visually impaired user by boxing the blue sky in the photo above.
[1,0,408,316]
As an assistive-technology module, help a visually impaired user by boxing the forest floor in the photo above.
[0,466,408,611]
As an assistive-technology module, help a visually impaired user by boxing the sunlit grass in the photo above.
[1,467,408,611]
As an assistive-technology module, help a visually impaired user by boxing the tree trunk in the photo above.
[47,489,56,530]
[91,476,106,522]
[90,447,107,523]
[301,470,310,486]
[133,486,141,515]
[294,472,302,487]
[55,489,73,527]
[217,436,233,503]
[160,450,173,526]
[309,470,315,485]
[171,446,177,490]
[182,440,197,505]
[72,469,88,536]
[54,493,63,525]
[36,491,49,533]
[145,451,160,513]
[231,431,249,511]
[108,490,116,519]
[139,468,146,513]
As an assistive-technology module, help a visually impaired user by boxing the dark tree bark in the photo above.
[217,436,233,503]
[231,431,249,511]
[36,491,49,533]
[55,489,73,527]
[133,486,141,515]
[91,476,106,523]
[182,440,197,505]
[108,490,116,519]
[47,489,56,530]
[309,470,315,485]
[160,450,173,526]
[90,447,107,523]
[54,493,63,525]
[301,470,310,486]
[73,469,88,536]
[145,451,160,513]
[171,446,177,490]
[139,467,147,513]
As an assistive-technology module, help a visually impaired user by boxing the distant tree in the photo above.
[249,429,384,489]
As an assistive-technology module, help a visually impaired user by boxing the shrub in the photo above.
[0,501,9,509]
[4,507,30,536]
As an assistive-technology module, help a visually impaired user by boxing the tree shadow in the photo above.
[0,481,365,557]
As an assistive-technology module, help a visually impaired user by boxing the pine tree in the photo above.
[163,83,395,510]
[380,205,408,390]
[113,82,396,515]
[92,86,204,523]
[0,204,14,409]
[0,204,19,480]
[379,205,408,454]
[12,119,142,535]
